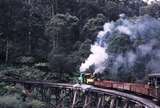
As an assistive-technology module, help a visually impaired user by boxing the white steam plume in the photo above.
[80,23,113,74]
[80,45,108,73]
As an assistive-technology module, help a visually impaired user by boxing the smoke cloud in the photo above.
[143,0,160,4]
[80,14,160,75]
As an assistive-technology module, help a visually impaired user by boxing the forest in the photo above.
[0,0,160,107]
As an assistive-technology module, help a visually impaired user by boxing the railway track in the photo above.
[0,79,159,108]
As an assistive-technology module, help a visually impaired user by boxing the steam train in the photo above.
[78,73,160,101]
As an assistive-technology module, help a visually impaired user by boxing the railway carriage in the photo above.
[148,73,160,98]
[79,72,160,100]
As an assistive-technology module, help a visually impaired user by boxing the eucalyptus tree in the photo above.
[81,14,106,41]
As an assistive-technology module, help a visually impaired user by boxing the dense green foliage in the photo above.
[0,0,160,82]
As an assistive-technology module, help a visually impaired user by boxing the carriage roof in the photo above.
[148,73,160,78]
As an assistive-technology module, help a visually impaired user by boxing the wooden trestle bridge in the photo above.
[0,79,159,108]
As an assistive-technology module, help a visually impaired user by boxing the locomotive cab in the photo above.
[85,73,94,84]
[78,73,94,84]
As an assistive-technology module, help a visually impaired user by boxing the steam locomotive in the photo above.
[78,73,160,101]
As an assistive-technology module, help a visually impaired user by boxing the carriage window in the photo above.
[149,78,154,86]
[157,78,160,85]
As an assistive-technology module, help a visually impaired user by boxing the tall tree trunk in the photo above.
[54,0,58,14]
[5,0,11,64]
[28,31,31,54]
[28,0,32,54]
[53,31,58,48]
[5,38,9,64]
[27,0,31,4]
[50,0,55,17]
[50,0,57,16]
